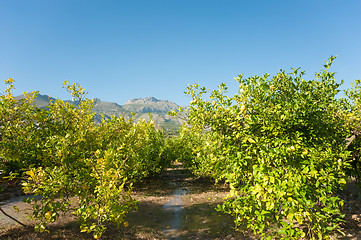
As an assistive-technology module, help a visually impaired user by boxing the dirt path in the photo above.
[126,163,253,239]
[0,163,361,239]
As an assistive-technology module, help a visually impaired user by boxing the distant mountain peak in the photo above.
[125,96,163,104]
[123,96,178,113]
[143,96,159,102]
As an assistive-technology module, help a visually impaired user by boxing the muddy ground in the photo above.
[0,164,361,239]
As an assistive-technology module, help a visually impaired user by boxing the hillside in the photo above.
[15,94,56,108]
[122,97,183,133]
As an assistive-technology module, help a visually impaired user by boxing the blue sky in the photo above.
[0,0,360,106]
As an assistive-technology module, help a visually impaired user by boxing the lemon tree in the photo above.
[1,80,170,238]
[176,57,351,239]
[0,78,44,176]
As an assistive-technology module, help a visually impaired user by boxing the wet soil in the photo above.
[126,163,254,239]
[0,164,252,239]
[0,163,361,239]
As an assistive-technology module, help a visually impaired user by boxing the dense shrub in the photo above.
[174,57,351,239]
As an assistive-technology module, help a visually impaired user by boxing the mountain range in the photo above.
[15,94,186,134]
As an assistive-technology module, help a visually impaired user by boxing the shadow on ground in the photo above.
[0,164,253,239]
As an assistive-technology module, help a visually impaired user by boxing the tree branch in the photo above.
[0,205,28,227]
[346,135,357,149]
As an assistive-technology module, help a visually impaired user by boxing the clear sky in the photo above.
[1,0,360,106]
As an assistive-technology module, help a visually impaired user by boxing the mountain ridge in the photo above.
[15,94,185,134]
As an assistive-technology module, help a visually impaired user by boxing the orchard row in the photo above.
[1,57,361,239]
[0,79,172,238]
[171,57,361,239]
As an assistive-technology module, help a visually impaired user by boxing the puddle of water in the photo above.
[161,187,188,239]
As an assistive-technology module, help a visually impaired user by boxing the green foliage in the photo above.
[163,125,204,167]
[1,80,170,238]
[341,79,361,181]
[0,78,44,174]
[96,115,170,179]
[175,57,351,239]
